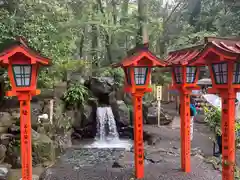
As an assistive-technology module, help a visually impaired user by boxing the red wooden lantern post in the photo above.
[0,37,51,180]
[190,37,240,180]
[113,44,165,179]
[165,46,202,172]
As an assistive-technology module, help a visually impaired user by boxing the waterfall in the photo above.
[96,107,119,141]
[84,106,132,149]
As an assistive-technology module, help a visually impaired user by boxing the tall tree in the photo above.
[136,0,147,45]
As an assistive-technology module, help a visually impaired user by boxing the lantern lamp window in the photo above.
[13,65,32,87]
[174,66,182,84]
[212,63,228,84]
[134,67,148,85]
[186,66,197,83]
[233,62,240,84]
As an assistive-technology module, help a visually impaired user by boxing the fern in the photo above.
[62,83,89,108]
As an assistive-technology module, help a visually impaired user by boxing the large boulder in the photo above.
[112,100,131,127]
[0,144,6,164]
[0,112,14,133]
[146,102,173,125]
[89,77,114,95]
[123,93,132,105]
[0,164,10,180]
[32,130,55,165]
[86,77,114,105]
[5,128,55,167]
[71,99,97,139]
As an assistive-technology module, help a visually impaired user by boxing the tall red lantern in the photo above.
[0,37,51,180]
[165,45,202,172]
[190,37,240,180]
[113,44,166,179]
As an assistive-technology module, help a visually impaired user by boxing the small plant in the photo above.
[204,106,240,138]
[62,83,89,108]
[203,106,221,135]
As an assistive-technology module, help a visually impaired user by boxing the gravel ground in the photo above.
[40,154,221,180]
[39,102,223,180]
[39,126,222,180]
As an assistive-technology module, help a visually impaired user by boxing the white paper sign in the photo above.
[156,86,162,101]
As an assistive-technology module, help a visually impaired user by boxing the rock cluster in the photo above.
[0,98,56,179]
[71,76,173,141]
[0,74,175,179]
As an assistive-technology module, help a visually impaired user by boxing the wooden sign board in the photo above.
[156,86,162,127]
[156,86,162,101]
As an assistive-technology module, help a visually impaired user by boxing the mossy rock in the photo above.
[32,132,55,165]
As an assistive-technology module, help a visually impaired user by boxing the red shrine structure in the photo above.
[190,37,240,180]
[165,37,240,180]
[165,45,203,172]
[0,37,51,180]
[113,44,166,179]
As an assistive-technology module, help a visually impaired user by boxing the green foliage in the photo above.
[143,92,155,103]
[53,59,92,81]
[203,106,222,135]
[0,0,239,90]
[204,106,240,139]
[152,69,172,85]
[96,67,125,88]
[62,83,89,108]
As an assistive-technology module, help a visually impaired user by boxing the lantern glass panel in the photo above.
[186,66,197,83]
[174,66,182,84]
[13,65,32,87]
[212,63,228,84]
[124,67,131,85]
[233,62,240,84]
[134,67,148,85]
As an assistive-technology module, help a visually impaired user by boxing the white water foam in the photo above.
[85,107,132,150]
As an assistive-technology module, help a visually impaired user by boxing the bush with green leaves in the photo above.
[203,106,240,141]
[62,83,89,108]
[95,67,125,88]
[203,106,221,135]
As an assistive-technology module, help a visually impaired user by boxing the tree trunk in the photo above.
[120,0,130,51]
[188,0,201,30]
[136,0,147,46]
[91,3,99,68]
[79,27,86,58]
[112,0,117,25]
[96,0,113,64]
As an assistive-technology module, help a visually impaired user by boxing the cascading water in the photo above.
[95,107,119,141]
[85,106,132,149]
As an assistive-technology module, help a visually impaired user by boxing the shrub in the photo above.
[203,106,240,141]
[62,83,89,108]
[203,106,221,135]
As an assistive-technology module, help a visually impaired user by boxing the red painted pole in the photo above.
[180,91,191,172]
[19,93,32,180]
[132,93,144,179]
[221,92,236,180]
